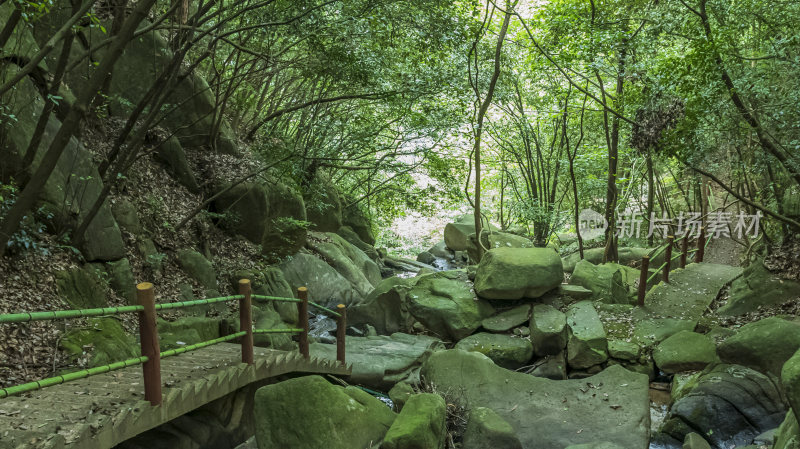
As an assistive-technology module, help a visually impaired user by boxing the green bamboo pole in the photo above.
[0,356,149,399]
[308,301,342,318]
[160,331,247,359]
[253,328,303,334]
[0,305,145,324]
[251,295,301,303]
[154,295,242,311]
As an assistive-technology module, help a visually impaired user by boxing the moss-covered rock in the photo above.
[61,318,138,367]
[462,406,522,449]
[718,261,800,316]
[280,252,364,305]
[382,393,446,449]
[105,258,136,304]
[406,271,494,340]
[254,376,396,449]
[682,433,712,449]
[608,340,640,362]
[342,203,375,246]
[157,317,220,350]
[773,410,800,449]
[530,304,568,357]
[566,301,608,369]
[653,331,716,374]
[482,305,531,333]
[561,247,659,273]
[304,174,343,232]
[569,260,638,305]
[466,231,533,263]
[389,382,416,412]
[454,333,533,369]
[474,247,563,300]
[213,181,307,259]
[718,317,800,376]
[177,249,217,290]
[306,231,381,296]
[111,198,144,235]
[349,276,414,335]
[782,348,800,419]
[55,266,108,309]
[255,267,299,324]
[154,136,200,193]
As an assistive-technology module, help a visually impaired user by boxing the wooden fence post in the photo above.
[696,226,706,262]
[680,235,689,268]
[663,236,674,283]
[637,256,649,307]
[137,282,162,406]
[297,287,310,359]
[336,304,346,365]
[239,279,254,365]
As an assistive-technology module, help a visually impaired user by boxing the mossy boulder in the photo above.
[154,136,200,193]
[213,181,307,259]
[280,252,363,305]
[61,318,139,367]
[105,258,137,304]
[718,317,800,376]
[682,433,712,449]
[304,174,343,232]
[473,247,563,300]
[389,382,416,411]
[421,350,650,448]
[653,331,716,373]
[443,215,496,251]
[462,406,522,449]
[607,340,640,362]
[157,317,220,350]
[349,276,414,335]
[407,271,494,340]
[632,318,696,349]
[342,203,375,246]
[111,198,144,235]
[55,266,108,309]
[254,376,396,449]
[773,410,800,449]
[782,348,800,419]
[718,261,800,316]
[530,304,568,357]
[562,247,658,273]
[482,305,531,333]
[337,225,380,261]
[177,250,217,290]
[255,267,299,324]
[454,333,533,369]
[566,301,608,369]
[382,393,446,449]
[306,231,381,297]
[569,260,638,304]
[466,231,533,263]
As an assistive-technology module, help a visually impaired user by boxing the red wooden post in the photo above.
[297,287,310,359]
[239,279,254,365]
[696,226,706,262]
[336,304,346,365]
[137,282,162,406]
[663,236,674,283]
[637,256,650,307]
[680,235,689,268]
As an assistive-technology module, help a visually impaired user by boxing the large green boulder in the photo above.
[783,348,800,419]
[659,364,787,448]
[337,225,380,261]
[389,382,416,411]
[566,301,608,369]
[717,317,800,376]
[342,203,375,246]
[104,29,238,154]
[254,376,396,449]
[454,333,533,369]
[154,136,200,193]
[61,318,139,367]
[280,252,363,305]
[530,304,568,357]
[718,261,800,316]
[443,215,496,251]
[608,340,640,362]
[254,267,298,324]
[407,271,494,340]
[213,181,307,258]
[157,317,220,350]
[462,407,522,449]
[310,333,444,389]
[466,231,533,263]
[306,231,381,297]
[349,277,414,335]
[55,266,108,309]
[177,249,217,290]
[382,393,446,449]
[631,318,696,348]
[421,350,650,448]
[653,331,716,374]
[482,305,531,333]
[473,248,563,300]
[104,258,137,305]
[773,410,800,449]
[304,174,343,232]
[0,73,124,262]
[569,260,638,304]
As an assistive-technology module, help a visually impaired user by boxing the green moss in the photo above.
[61,318,138,368]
